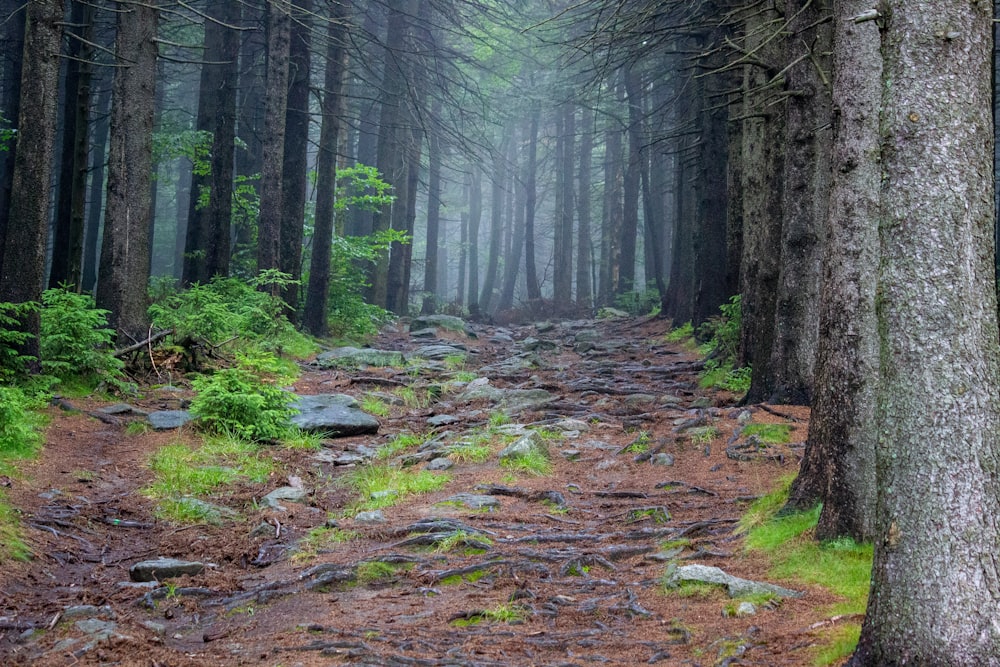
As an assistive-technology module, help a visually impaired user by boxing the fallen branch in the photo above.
[114,328,172,358]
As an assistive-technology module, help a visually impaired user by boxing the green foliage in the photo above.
[361,395,391,418]
[812,623,862,666]
[698,363,752,393]
[341,464,450,511]
[665,322,695,344]
[326,231,404,339]
[148,273,316,358]
[39,288,129,392]
[451,604,527,626]
[356,560,411,583]
[333,165,396,213]
[377,431,426,459]
[154,129,213,175]
[0,386,45,459]
[189,368,297,441]
[0,301,39,380]
[614,285,661,316]
[741,422,793,444]
[294,525,360,561]
[0,491,29,562]
[0,113,15,152]
[697,296,751,394]
[500,448,552,476]
[446,441,492,463]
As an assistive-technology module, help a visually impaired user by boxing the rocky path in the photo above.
[0,315,833,666]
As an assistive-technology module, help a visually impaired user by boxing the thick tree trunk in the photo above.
[82,70,111,294]
[619,68,640,295]
[257,0,290,286]
[0,0,63,362]
[480,135,508,314]
[851,1,1000,663]
[96,0,157,343]
[466,167,482,309]
[0,0,25,279]
[304,0,349,337]
[422,101,443,315]
[768,0,832,405]
[498,134,526,312]
[599,109,623,305]
[786,0,879,542]
[49,0,93,289]
[279,0,312,313]
[553,106,574,306]
[738,4,785,403]
[576,106,594,309]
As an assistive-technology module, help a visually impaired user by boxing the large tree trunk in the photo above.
[421,101,443,315]
[49,0,93,289]
[619,68,639,295]
[256,0,291,286]
[96,0,157,343]
[768,0,832,405]
[576,106,594,309]
[466,166,482,309]
[480,134,508,314]
[738,4,785,403]
[82,67,112,294]
[851,1,1000,663]
[599,107,623,305]
[785,0,879,542]
[553,106,574,306]
[524,109,541,302]
[0,0,25,279]
[279,0,312,313]
[304,0,349,337]
[0,0,63,362]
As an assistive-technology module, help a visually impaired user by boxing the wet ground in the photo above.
[0,314,845,666]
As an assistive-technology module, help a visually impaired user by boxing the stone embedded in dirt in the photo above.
[62,605,116,620]
[661,394,684,406]
[652,453,676,466]
[129,557,205,582]
[98,403,147,416]
[574,329,600,343]
[581,439,619,451]
[173,497,238,524]
[625,394,657,407]
[75,618,118,639]
[290,394,380,436]
[250,522,274,538]
[332,452,367,466]
[520,337,557,352]
[427,414,459,427]
[409,327,438,339]
[410,313,467,332]
[551,418,590,433]
[669,564,803,599]
[561,449,582,461]
[478,354,539,376]
[262,486,308,510]
[690,397,713,409]
[536,321,556,333]
[596,458,621,471]
[498,431,548,462]
[407,344,468,361]
[147,410,193,430]
[426,457,454,471]
[354,510,386,524]
[490,332,514,343]
[597,307,630,319]
[442,493,500,510]
[458,379,555,413]
[315,346,405,368]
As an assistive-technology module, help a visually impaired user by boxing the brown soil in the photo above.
[0,316,849,666]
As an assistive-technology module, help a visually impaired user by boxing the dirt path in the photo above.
[0,316,839,666]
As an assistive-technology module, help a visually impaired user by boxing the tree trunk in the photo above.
[553,106,574,306]
[785,0,879,542]
[0,0,25,279]
[466,167,482,309]
[257,0,290,286]
[279,0,312,313]
[480,134,508,314]
[768,0,832,405]
[422,101,443,315]
[576,106,594,309]
[619,67,640,295]
[524,108,541,301]
[0,0,63,362]
[82,68,111,294]
[49,0,93,289]
[96,0,157,343]
[738,4,785,403]
[852,1,1000,663]
[599,107,623,305]
[304,0,348,337]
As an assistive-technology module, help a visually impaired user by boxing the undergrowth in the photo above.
[341,464,450,512]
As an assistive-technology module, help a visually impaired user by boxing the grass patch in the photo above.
[443,354,466,370]
[450,370,478,383]
[342,464,450,511]
[624,431,652,453]
[446,441,492,463]
[394,386,430,409]
[356,560,412,584]
[377,432,426,460]
[738,475,872,661]
[451,604,527,626]
[0,492,30,561]
[360,395,390,418]
[294,525,360,562]
[144,435,274,521]
[813,623,862,666]
[282,430,324,450]
[741,422,793,444]
[488,410,511,428]
[440,569,487,586]
[434,530,493,554]
[500,449,552,476]
[665,580,725,599]
[125,421,151,436]
[699,363,752,393]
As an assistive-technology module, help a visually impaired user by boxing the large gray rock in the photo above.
[410,314,467,332]
[457,379,555,414]
[442,493,500,510]
[407,345,467,361]
[290,394,379,436]
[316,347,405,368]
[129,557,205,582]
[147,410,193,430]
[498,430,549,461]
[262,486,308,511]
[668,564,803,599]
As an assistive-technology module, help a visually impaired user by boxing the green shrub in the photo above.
[0,301,38,379]
[189,368,297,441]
[0,386,44,459]
[698,295,742,365]
[40,288,128,391]
[614,284,661,316]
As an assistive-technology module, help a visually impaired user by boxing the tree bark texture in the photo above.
[524,109,541,302]
[768,0,832,405]
[738,3,785,403]
[82,70,111,294]
[257,0,291,286]
[96,0,157,343]
[0,0,25,279]
[787,0,879,542]
[304,0,349,336]
[576,106,594,309]
[0,0,62,360]
[851,0,1000,663]
[599,108,623,305]
[619,68,640,295]
[422,102,443,314]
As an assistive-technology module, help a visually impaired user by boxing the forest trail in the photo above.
[0,315,839,666]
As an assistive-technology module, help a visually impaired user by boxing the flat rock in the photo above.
[354,510,387,524]
[98,403,145,416]
[443,493,500,510]
[262,486,308,510]
[409,327,438,338]
[426,457,454,471]
[669,564,803,598]
[652,453,675,466]
[315,347,405,368]
[170,497,238,524]
[147,410,193,430]
[407,344,467,361]
[129,558,205,582]
[410,314,467,332]
[427,414,459,427]
[458,382,556,414]
[520,337,557,352]
[290,394,379,436]
[498,431,548,461]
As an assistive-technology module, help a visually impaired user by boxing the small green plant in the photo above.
[500,449,552,476]
[624,431,652,453]
[40,288,130,393]
[689,426,719,446]
[356,560,411,584]
[361,395,390,418]
[0,387,45,459]
[434,530,493,554]
[451,604,527,627]
[614,286,661,316]
[0,301,39,380]
[741,422,793,444]
[294,525,360,561]
[377,432,425,459]
[488,411,511,428]
[342,464,450,511]
[189,368,297,441]
[126,421,151,436]
[440,569,487,586]
[666,322,695,343]
[665,579,723,599]
[442,354,466,370]
[0,492,30,561]
[450,370,478,383]
[394,386,430,409]
[282,430,324,450]
[813,623,862,666]
[446,441,492,463]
